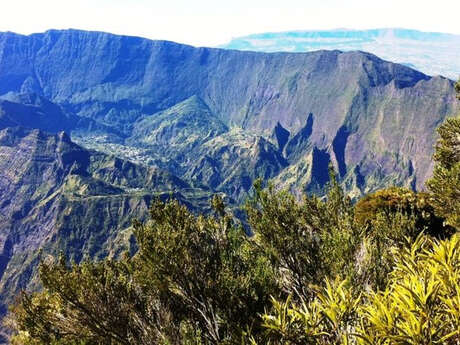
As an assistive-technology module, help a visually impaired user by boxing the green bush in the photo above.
[427,116,460,230]
[357,234,460,345]
[255,234,460,345]
[9,196,277,345]
[355,187,454,238]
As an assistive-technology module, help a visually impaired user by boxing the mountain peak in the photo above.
[172,95,211,113]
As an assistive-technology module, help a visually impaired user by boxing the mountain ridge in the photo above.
[0,29,457,196]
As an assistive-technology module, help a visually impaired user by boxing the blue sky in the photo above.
[0,0,459,46]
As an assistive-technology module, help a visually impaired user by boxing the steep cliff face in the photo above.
[0,29,457,198]
[0,126,211,316]
[182,129,288,201]
[0,30,445,136]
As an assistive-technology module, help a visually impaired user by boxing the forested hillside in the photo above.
[6,83,460,345]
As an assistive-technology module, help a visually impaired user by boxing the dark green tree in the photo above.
[8,196,277,345]
[8,256,160,345]
[426,80,460,229]
[244,169,362,300]
[355,187,454,238]
[133,196,277,344]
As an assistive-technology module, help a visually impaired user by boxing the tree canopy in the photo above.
[427,80,460,229]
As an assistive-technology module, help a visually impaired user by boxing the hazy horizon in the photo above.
[1,26,459,48]
[0,0,459,46]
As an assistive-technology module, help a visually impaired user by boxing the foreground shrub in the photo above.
[134,196,277,344]
[256,233,460,345]
[245,171,362,300]
[357,234,460,345]
[253,279,361,345]
[8,196,277,345]
[427,116,460,230]
[8,257,158,345]
[355,187,454,238]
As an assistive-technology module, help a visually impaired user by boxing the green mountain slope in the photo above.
[0,30,457,200]
[0,126,212,317]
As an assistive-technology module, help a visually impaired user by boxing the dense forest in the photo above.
[5,82,460,345]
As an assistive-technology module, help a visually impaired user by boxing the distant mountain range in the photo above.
[221,28,460,80]
[0,30,458,328]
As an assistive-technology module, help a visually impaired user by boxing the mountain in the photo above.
[128,95,228,168]
[127,95,287,200]
[0,30,458,329]
[220,28,460,79]
[0,125,213,323]
[0,29,457,201]
[0,93,79,132]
